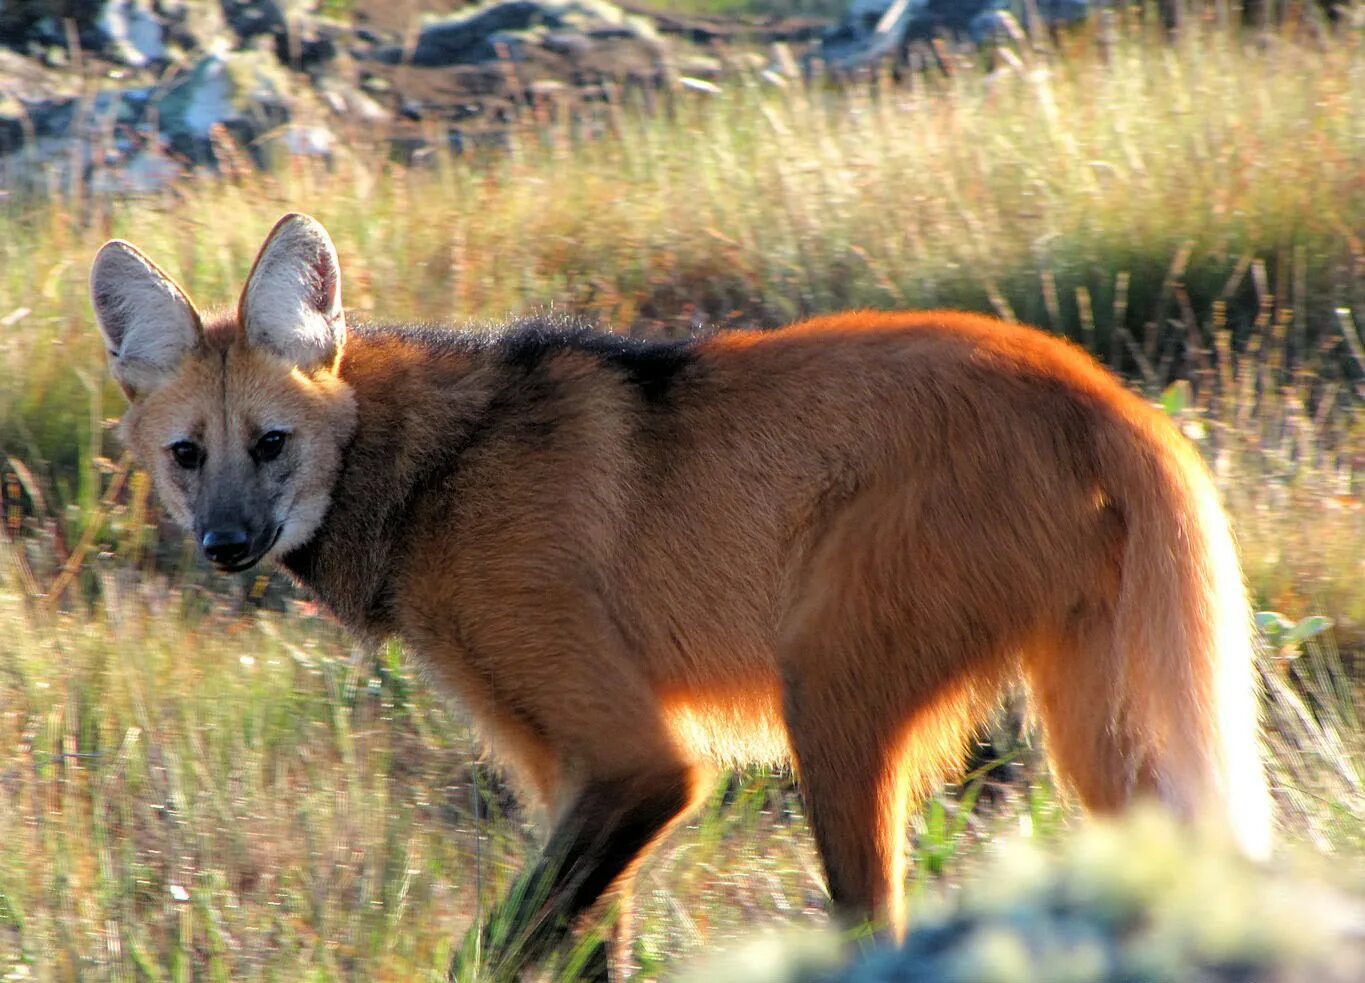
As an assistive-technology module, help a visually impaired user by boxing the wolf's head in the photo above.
[90,214,358,573]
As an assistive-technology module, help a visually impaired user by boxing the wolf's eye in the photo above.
[169,441,204,470]
[253,430,289,464]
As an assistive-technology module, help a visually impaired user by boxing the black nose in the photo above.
[202,528,251,566]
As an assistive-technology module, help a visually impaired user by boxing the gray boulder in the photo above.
[153,46,290,161]
[0,0,172,65]
[0,1,105,52]
[97,0,165,66]
[220,0,339,69]
[369,0,659,68]
[220,0,287,41]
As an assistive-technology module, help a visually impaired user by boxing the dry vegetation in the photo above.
[0,11,1362,981]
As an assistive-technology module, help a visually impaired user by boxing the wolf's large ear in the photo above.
[238,213,345,372]
[90,240,204,398]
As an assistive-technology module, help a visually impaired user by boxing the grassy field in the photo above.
[1,12,1364,981]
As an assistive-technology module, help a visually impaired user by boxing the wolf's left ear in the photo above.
[239,213,345,372]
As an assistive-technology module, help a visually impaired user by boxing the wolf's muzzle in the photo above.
[202,528,251,567]
[201,524,281,573]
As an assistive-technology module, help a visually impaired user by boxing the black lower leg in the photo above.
[449,770,691,982]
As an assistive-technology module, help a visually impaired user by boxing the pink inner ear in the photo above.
[311,253,337,315]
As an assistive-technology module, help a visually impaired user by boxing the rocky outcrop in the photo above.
[0,1,1349,195]
[0,56,282,190]
[0,0,695,189]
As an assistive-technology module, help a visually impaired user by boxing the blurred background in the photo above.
[0,2,1362,980]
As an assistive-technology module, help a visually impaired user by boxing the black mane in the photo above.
[496,319,699,405]
[347,317,699,405]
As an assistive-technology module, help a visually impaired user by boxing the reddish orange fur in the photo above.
[93,220,1272,980]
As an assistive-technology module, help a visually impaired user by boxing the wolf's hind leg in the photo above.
[1024,607,1150,811]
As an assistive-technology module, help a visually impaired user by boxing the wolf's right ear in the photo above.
[90,241,203,398]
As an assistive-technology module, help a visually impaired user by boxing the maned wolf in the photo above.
[90,214,1272,979]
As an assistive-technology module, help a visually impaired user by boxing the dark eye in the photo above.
[169,441,204,470]
[253,430,289,464]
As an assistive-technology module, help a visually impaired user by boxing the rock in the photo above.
[822,0,1098,67]
[98,0,166,67]
[0,83,146,193]
[632,6,830,45]
[351,0,670,155]
[0,92,24,156]
[969,0,1091,42]
[819,0,921,72]
[220,0,338,70]
[220,0,287,42]
[370,0,659,68]
[0,1,103,52]
[153,46,290,161]
[89,141,182,194]
[157,1,233,59]
[541,29,591,59]
[315,75,390,125]
[0,1,219,68]
[268,121,333,158]
[840,0,1097,40]
[847,0,901,28]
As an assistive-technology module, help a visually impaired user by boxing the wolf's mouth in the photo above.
[211,525,283,574]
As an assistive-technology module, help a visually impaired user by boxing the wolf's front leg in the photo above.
[449,767,703,982]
